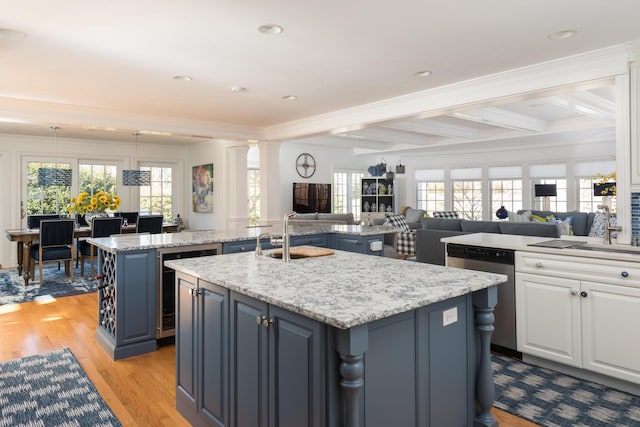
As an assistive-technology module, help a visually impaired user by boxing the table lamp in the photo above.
[534,184,557,211]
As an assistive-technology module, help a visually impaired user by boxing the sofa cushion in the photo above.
[317,213,354,225]
[509,210,532,222]
[405,208,426,224]
[460,220,501,233]
[291,212,318,220]
[432,211,459,218]
[384,213,410,232]
[499,221,561,237]
[421,217,463,231]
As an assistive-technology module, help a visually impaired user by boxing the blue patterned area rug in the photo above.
[493,354,640,426]
[0,348,121,426]
[0,265,98,305]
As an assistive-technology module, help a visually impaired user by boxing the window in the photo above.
[140,166,173,222]
[575,160,616,213]
[333,170,363,220]
[26,161,71,215]
[78,163,117,196]
[533,179,567,211]
[491,179,522,219]
[248,168,260,225]
[416,181,445,214]
[451,168,482,220]
[452,181,482,220]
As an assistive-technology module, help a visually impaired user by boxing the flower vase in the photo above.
[85,210,108,228]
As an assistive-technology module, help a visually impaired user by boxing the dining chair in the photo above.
[136,215,164,234]
[27,214,61,229]
[29,219,75,287]
[115,211,139,227]
[77,217,123,279]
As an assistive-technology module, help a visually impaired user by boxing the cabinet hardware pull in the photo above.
[256,315,266,325]
[571,290,578,296]
[262,318,273,328]
[621,271,629,278]
[535,262,543,268]
[580,291,588,298]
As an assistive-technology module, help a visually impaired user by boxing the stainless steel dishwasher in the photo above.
[446,243,518,355]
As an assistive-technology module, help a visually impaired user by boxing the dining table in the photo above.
[5,222,178,285]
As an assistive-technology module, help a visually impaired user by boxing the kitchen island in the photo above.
[165,248,505,427]
[88,225,397,360]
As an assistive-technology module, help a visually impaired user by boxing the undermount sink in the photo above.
[570,245,640,255]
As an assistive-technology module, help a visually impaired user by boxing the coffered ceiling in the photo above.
[0,1,637,153]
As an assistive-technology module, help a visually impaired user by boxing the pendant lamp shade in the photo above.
[38,126,72,186]
[122,132,151,186]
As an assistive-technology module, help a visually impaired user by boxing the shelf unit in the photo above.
[361,177,395,219]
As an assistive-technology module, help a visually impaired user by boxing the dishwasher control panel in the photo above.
[447,244,514,264]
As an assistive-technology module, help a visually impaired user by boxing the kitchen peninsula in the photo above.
[88,225,396,360]
[166,249,505,427]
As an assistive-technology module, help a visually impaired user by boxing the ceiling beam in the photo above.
[450,107,548,132]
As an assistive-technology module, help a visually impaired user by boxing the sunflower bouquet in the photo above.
[68,190,121,215]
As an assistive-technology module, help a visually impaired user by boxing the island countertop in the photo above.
[88,224,396,253]
[165,248,505,329]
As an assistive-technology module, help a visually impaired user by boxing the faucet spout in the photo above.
[281,211,296,262]
[255,232,272,256]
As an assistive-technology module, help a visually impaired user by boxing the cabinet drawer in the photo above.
[223,240,257,254]
[290,234,327,247]
[516,252,640,287]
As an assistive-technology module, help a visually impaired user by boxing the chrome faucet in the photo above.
[255,232,273,256]
[597,205,622,245]
[270,211,296,262]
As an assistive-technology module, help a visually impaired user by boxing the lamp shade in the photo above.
[122,169,151,186]
[37,167,72,186]
[534,184,557,197]
[593,182,616,196]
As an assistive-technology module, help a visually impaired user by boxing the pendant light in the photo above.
[38,126,72,186]
[122,132,151,186]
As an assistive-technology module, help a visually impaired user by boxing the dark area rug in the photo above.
[493,353,640,426]
[0,348,121,426]
[0,264,98,305]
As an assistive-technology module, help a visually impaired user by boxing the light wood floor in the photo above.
[0,292,538,426]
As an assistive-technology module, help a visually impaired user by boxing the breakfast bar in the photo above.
[166,249,505,427]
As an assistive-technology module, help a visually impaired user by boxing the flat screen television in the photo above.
[292,183,331,213]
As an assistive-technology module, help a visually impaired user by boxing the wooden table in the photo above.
[5,223,178,285]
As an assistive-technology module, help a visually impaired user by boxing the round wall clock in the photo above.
[295,153,316,178]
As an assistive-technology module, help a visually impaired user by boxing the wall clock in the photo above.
[295,153,316,178]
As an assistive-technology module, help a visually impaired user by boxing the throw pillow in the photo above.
[509,210,531,223]
[384,213,410,232]
[404,208,426,224]
[550,216,573,235]
[432,211,459,218]
[588,212,606,237]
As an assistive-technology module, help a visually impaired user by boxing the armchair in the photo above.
[136,215,164,234]
[384,213,416,258]
[78,217,123,279]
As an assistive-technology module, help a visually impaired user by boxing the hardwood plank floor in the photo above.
[0,292,538,426]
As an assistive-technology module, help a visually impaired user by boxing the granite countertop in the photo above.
[88,224,398,253]
[165,249,505,329]
[442,233,640,262]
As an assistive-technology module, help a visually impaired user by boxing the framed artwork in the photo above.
[192,163,213,213]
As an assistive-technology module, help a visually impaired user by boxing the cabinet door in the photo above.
[516,273,581,366]
[230,293,269,427]
[117,250,156,345]
[269,305,325,427]
[581,281,640,383]
[331,235,364,253]
[199,280,229,427]
[176,273,198,411]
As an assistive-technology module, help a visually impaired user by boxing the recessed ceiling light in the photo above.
[173,75,193,81]
[0,28,27,38]
[282,95,298,101]
[258,24,284,35]
[414,70,432,77]
[230,86,247,93]
[548,30,577,40]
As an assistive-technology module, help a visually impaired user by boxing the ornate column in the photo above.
[258,141,282,224]
[224,145,249,229]
[335,324,368,427]
[473,286,498,427]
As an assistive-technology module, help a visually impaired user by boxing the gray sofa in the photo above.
[288,212,355,226]
[416,210,596,265]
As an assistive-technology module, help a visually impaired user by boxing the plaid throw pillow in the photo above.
[432,211,459,218]
[384,213,410,232]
